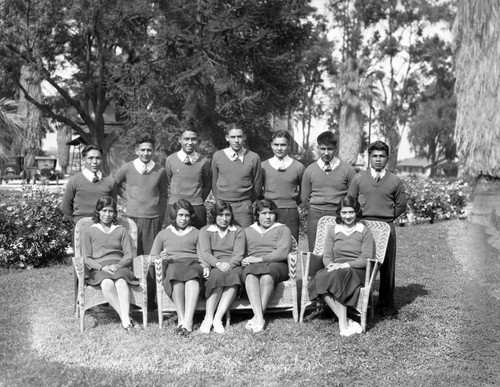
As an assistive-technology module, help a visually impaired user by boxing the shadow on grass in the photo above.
[396,283,428,309]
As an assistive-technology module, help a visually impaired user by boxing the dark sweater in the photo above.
[347,170,407,222]
[211,149,262,202]
[61,172,117,223]
[165,154,211,205]
[301,161,356,211]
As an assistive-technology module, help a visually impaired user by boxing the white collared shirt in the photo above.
[370,167,386,180]
[206,224,238,238]
[317,157,340,171]
[268,155,293,170]
[82,168,103,182]
[91,223,120,234]
[167,224,194,236]
[334,222,364,236]
[223,147,246,163]
[177,149,199,164]
[133,158,155,174]
[250,221,283,234]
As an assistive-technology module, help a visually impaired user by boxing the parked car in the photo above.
[33,156,62,185]
[0,156,31,184]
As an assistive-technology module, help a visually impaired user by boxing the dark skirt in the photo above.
[204,266,243,298]
[163,259,204,297]
[308,267,365,307]
[241,262,289,289]
[86,267,139,286]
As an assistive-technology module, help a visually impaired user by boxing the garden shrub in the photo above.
[0,186,72,269]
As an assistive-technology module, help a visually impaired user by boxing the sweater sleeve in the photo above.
[61,178,76,222]
[347,173,360,199]
[158,168,168,225]
[261,226,292,263]
[198,229,218,268]
[229,227,246,268]
[348,227,374,269]
[295,162,305,205]
[393,179,408,219]
[300,168,312,207]
[116,228,134,268]
[322,229,335,267]
[82,229,103,271]
[211,155,219,200]
[114,165,127,199]
[251,156,263,202]
[201,158,212,202]
[150,232,165,256]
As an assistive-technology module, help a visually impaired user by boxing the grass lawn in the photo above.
[1,220,499,386]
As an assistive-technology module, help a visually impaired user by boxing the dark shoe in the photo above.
[176,326,191,336]
[377,307,398,318]
[130,318,143,330]
[122,323,133,333]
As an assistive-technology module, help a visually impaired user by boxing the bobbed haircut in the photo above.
[335,195,363,224]
[271,130,291,144]
[254,199,279,224]
[225,122,245,135]
[169,199,196,227]
[368,140,389,156]
[82,144,103,158]
[317,131,337,147]
[207,200,235,226]
[92,196,118,224]
[135,134,155,147]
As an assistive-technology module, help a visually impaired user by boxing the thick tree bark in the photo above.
[56,124,72,175]
[338,104,363,165]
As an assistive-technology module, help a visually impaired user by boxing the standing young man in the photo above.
[261,130,305,241]
[61,144,117,224]
[211,123,262,229]
[348,140,407,317]
[115,135,168,310]
[301,131,356,251]
[164,128,212,229]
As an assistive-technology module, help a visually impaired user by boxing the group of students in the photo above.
[63,123,407,336]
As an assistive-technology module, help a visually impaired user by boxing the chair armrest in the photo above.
[132,255,150,288]
[72,255,85,287]
[153,255,165,287]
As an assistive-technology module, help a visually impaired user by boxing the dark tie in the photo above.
[184,157,192,165]
[375,172,381,181]
[324,162,332,173]
[92,173,100,183]
[277,158,286,172]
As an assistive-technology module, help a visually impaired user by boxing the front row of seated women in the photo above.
[82,195,373,337]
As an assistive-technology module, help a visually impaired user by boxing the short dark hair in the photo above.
[225,123,245,135]
[169,199,195,228]
[180,128,199,137]
[335,195,363,224]
[254,199,279,224]
[92,196,118,224]
[368,140,389,156]
[135,135,155,147]
[207,200,235,226]
[82,144,103,158]
[271,130,291,144]
[317,131,337,147]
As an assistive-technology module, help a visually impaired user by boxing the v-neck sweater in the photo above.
[322,224,374,268]
[262,159,305,208]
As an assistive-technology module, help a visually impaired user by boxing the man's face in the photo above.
[369,150,388,171]
[135,142,154,164]
[271,137,289,159]
[84,149,102,173]
[179,131,198,155]
[225,129,245,152]
[318,143,335,163]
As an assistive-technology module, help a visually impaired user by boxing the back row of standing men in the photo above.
[62,123,407,317]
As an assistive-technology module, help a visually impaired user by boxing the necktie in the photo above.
[184,156,192,165]
[375,171,381,181]
[142,165,149,175]
[324,162,332,173]
[277,158,286,171]
[92,173,99,183]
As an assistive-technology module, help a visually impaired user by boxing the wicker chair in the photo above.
[73,217,150,332]
[299,217,390,332]
[155,236,299,329]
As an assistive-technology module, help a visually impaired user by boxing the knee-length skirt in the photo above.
[308,267,365,307]
[241,262,289,289]
[163,259,204,297]
[204,266,243,298]
[86,267,138,287]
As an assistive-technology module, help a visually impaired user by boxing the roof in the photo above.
[397,157,433,168]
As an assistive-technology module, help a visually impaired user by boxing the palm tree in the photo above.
[0,98,23,159]
[453,0,500,177]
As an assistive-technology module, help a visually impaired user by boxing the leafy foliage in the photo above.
[0,187,72,269]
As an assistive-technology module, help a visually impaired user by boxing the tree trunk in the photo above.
[56,124,72,175]
[385,127,401,172]
[338,104,363,165]
[18,65,44,168]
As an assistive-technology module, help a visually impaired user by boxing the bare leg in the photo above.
[115,279,131,327]
[322,293,348,331]
[183,279,200,331]
[204,287,223,324]
[259,275,275,314]
[246,275,264,324]
[214,286,238,322]
[171,281,186,327]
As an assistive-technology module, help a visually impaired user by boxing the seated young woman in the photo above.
[198,200,245,334]
[308,195,374,337]
[241,199,292,333]
[150,199,203,335]
[82,196,140,332]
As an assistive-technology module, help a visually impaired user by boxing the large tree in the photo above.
[453,0,500,177]
[0,98,23,158]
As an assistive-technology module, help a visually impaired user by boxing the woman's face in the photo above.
[99,205,115,225]
[258,208,276,229]
[216,209,232,230]
[340,206,356,226]
[176,208,191,230]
